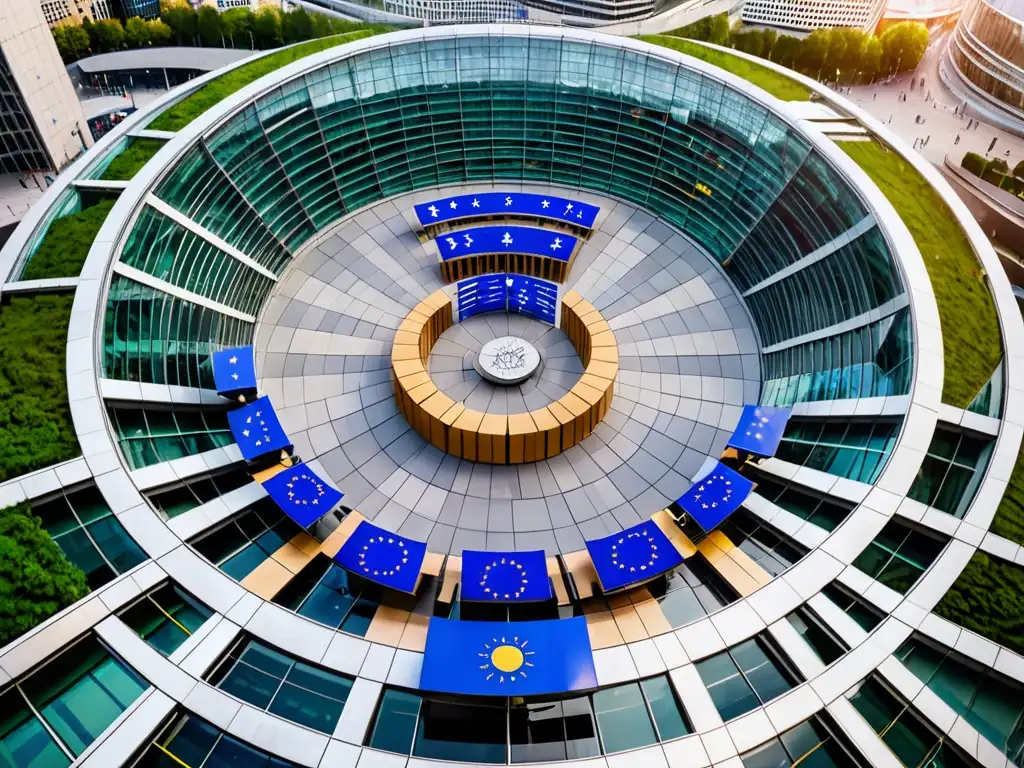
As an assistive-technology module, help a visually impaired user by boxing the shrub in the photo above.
[989,157,1009,174]
[1013,159,1024,178]
[982,167,1005,188]
[0,503,89,645]
[0,294,80,482]
[100,138,166,182]
[933,552,1024,657]
[21,199,116,281]
[960,152,986,177]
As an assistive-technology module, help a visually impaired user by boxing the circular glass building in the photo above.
[0,25,1022,768]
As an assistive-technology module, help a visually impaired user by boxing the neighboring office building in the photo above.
[121,0,161,17]
[878,0,964,32]
[0,0,92,173]
[39,0,113,26]
[740,0,885,31]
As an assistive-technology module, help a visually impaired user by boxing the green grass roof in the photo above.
[21,199,116,281]
[840,141,1002,409]
[100,138,166,182]
[933,551,1024,656]
[637,35,813,102]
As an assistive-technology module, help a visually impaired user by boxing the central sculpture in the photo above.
[475,336,541,385]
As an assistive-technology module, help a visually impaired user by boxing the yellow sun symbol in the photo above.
[478,636,534,683]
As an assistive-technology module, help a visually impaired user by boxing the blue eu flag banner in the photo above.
[508,274,558,324]
[726,405,792,458]
[334,521,427,593]
[420,616,597,697]
[676,461,755,532]
[460,549,552,603]
[212,345,257,397]
[586,521,685,593]
[226,396,292,461]
[261,462,343,528]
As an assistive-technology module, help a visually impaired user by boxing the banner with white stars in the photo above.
[226,395,292,461]
[212,345,257,396]
[261,461,343,528]
[460,548,553,602]
[675,461,755,532]
[334,520,427,594]
[433,225,578,263]
[726,404,792,458]
[414,192,599,228]
[585,520,685,593]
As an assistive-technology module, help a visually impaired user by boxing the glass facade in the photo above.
[896,638,1024,763]
[367,675,689,763]
[34,485,147,590]
[717,511,807,576]
[851,519,947,594]
[104,34,907,393]
[744,470,854,532]
[907,426,994,518]
[130,711,302,767]
[147,465,254,520]
[2,635,147,764]
[0,51,50,173]
[951,0,1024,119]
[740,714,865,767]
[761,309,913,407]
[208,638,353,734]
[820,582,884,631]
[191,499,303,581]
[774,418,901,484]
[849,677,974,768]
[272,556,386,637]
[694,636,800,721]
[119,583,213,656]
[108,405,233,470]
[787,607,848,665]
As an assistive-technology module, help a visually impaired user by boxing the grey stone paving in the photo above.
[255,188,761,556]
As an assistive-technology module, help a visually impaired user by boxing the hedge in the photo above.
[21,199,116,281]
[637,35,813,102]
[100,138,166,181]
[933,551,1024,657]
[0,294,80,482]
[840,141,1002,408]
[148,28,383,132]
[0,503,89,645]
[960,152,985,177]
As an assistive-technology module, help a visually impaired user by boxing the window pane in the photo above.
[732,639,794,704]
[369,689,421,755]
[641,676,690,741]
[414,699,507,764]
[592,683,657,753]
[511,701,570,763]
[696,653,759,721]
[0,689,70,768]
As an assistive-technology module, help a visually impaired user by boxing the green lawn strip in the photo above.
[933,551,1024,657]
[100,138,166,181]
[0,502,89,646]
[149,28,383,132]
[21,199,116,281]
[990,447,1024,545]
[840,141,1001,408]
[0,293,80,482]
[637,35,812,102]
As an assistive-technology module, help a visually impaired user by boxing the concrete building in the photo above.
[740,0,885,32]
[39,0,113,26]
[0,26,1023,768]
[0,0,91,173]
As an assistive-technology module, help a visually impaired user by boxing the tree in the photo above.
[762,28,777,59]
[197,5,223,47]
[90,18,126,53]
[282,7,315,44]
[799,29,831,75]
[710,13,730,45]
[770,35,801,70]
[839,28,867,73]
[880,21,928,75]
[989,157,1009,174]
[1013,159,1024,178]
[222,7,255,48]
[161,0,198,45]
[824,28,847,80]
[0,504,89,645]
[252,6,283,48]
[312,12,334,39]
[147,18,173,46]
[860,36,883,82]
[125,17,151,48]
[52,23,90,63]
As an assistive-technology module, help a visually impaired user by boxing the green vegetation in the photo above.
[960,151,1024,198]
[0,294,79,482]
[100,139,166,182]
[934,552,1024,657]
[663,14,928,85]
[149,28,381,132]
[21,199,116,281]
[638,35,812,102]
[990,448,1024,545]
[0,503,89,645]
[53,0,385,64]
[840,141,1001,408]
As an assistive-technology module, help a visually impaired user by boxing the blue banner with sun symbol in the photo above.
[460,549,552,603]
[420,616,597,696]
[585,520,685,593]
